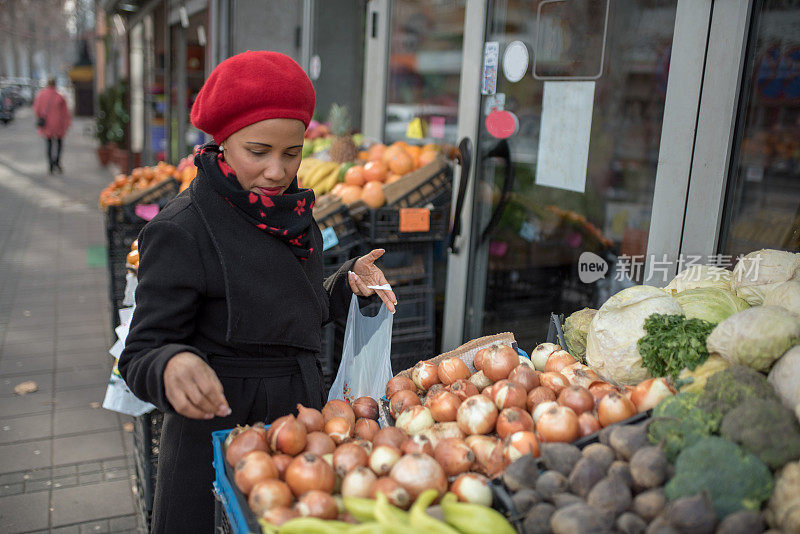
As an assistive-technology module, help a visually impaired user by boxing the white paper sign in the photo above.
[535,81,595,193]
[503,41,529,83]
[481,42,499,95]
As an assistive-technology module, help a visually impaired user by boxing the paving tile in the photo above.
[0,491,51,533]
[53,430,124,465]
[54,406,120,436]
[52,526,81,534]
[78,472,103,484]
[57,337,110,352]
[54,385,107,411]
[0,355,54,375]
[52,475,78,488]
[0,391,53,418]
[0,472,27,485]
[103,458,129,470]
[55,366,111,390]
[56,352,109,370]
[53,465,78,478]
[80,520,110,533]
[109,515,137,531]
[0,371,53,395]
[51,479,135,526]
[26,467,53,481]
[0,439,51,472]
[77,462,104,475]
[25,477,54,492]
[0,413,52,444]
[0,483,23,497]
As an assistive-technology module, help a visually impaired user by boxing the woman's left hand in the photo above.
[349,249,397,313]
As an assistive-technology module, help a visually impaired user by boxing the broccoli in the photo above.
[665,436,773,519]
[648,391,715,462]
[720,399,800,470]
[696,365,779,430]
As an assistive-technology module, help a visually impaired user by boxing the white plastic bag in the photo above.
[102,359,156,416]
[328,294,394,404]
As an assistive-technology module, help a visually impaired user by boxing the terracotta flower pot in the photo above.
[96,144,113,166]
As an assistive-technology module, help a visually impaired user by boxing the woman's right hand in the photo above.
[164,352,231,419]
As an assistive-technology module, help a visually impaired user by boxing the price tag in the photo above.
[399,208,430,233]
[321,226,339,251]
[135,204,160,221]
[519,220,539,242]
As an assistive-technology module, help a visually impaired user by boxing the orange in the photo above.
[418,149,438,168]
[363,161,388,183]
[381,144,403,165]
[405,145,422,167]
[367,144,386,162]
[388,150,414,175]
[386,173,403,184]
[126,249,139,266]
[422,143,440,153]
[344,165,366,186]
[113,174,128,187]
[131,239,138,251]
[339,185,363,204]
[330,183,345,197]
[358,151,369,161]
[361,181,386,208]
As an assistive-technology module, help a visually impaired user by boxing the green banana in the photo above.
[375,491,410,525]
[343,496,377,523]
[440,492,516,534]
[258,517,278,534]
[277,517,349,534]
[347,522,414,534]
[409,489,460,534]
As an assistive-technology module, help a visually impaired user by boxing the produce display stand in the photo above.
[212,429,263,534]
[133,410,163,531]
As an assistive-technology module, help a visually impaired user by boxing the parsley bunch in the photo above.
[638,314,716,380]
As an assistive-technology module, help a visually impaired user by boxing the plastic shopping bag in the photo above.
[328,294,394,404]
[102,359,156,416]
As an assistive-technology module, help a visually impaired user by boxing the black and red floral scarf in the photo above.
[194,143,316,260]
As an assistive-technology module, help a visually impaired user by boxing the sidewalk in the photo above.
[0,107,140,533]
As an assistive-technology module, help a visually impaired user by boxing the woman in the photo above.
[33,77,71,174]
[119,51,396,533]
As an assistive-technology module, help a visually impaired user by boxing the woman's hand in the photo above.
[349,249,398,313]
[163,352,231,420]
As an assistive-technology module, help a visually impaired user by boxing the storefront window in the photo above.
[384,0,465,144]
[720,0,800,256]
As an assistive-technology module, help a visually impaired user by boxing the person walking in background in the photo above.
[33,77,71,174]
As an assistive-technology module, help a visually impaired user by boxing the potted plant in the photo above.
[95,88,114,165]
[107,82,130,172]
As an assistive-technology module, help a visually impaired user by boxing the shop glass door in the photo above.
[457,0,680,349]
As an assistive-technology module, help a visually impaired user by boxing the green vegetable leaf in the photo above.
[638,314,716,380]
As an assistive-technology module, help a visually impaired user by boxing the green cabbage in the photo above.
[731,249,800,306]
[706,306,800,372]
[764,281,800,316]
[674,287,750,324]
[585,285,683,385]
[665,265,732,294]
[563,308,597,363]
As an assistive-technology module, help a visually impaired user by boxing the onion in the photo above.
[457,395,499,435]
[411,360,440,391]
[269,414,307,456]
[341,466,377,499]
[333,443,369,477]
[369,445,402,476]
[517,356,536,371]
[504,431,540,463]
[350,438,373,456]
[224,425,247,450]
[272,454,293,481]
[395,405,435,434]
[630,377,677,412]
[560,362,599,388]
[536,405,579,443]
[418,422,465,449]
[226,425,269,467]
[373,427,408,450]
[235,451,278,495]
[508,365,539,392]
[402,434,434,456]
[389,390,421,419]
[597,391,637,427]
[427,390,462,422]
[386,376,416,399]
[296,404,324,433]
[285,453,336,497]
[354,418,380,441]
[495,407,534,439]
[544,350,577,373]
[557,385,594,415]
[473,348,487,371]
[296,490,338,519]
[577,413,601,437]
[322,399,355,426]
[450,473,492,506]
[532,400,559,423]
[466,435,506,478]
[260,505,299,526]
[469,371,493,391]
[530,343,560,371]
[324,417,353,444]
[481,344,520,382]
[438,358,470,385]
[423,384,446,406]
[248,479,293,516]
[527,386,557,412]
[588,381,619,404]
[492,381,528,410]
[433,438,475,477]
[389,453,448,500]
[352,397,380,420]
[539,372,569,395]
[481,384,495,399]
[304,431,336,456]
[371,477,411,509]
[449,379,479,401]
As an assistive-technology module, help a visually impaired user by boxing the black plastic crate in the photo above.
[322,246,355,279]
[134,464,153,533]
[362,241,435,287]
[132,410,163,526]
[359,284,434,340]
[357,204,450,244]
[389,333,436,374]
[385,160,452,209]
[319,322,336,391]
[316,202,363,254]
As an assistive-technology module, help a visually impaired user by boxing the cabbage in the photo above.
[674,287,750,324]
[731,249,800,306]
[768,346,800,414]
[706,306,800,372]
[564,308,597,363]
[763,281,800,316]
[665,265,732,293]
[585,285,683,385]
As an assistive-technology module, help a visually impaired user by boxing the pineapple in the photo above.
[327,104,358,163]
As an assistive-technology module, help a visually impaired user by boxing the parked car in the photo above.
[0,95,14,125]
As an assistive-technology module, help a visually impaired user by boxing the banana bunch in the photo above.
[298,158,342,197]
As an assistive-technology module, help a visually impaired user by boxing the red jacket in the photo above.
[33,87,71,138]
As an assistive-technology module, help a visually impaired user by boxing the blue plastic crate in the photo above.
[211,429,261,534]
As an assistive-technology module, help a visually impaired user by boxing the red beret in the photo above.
[190,51,315,143]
